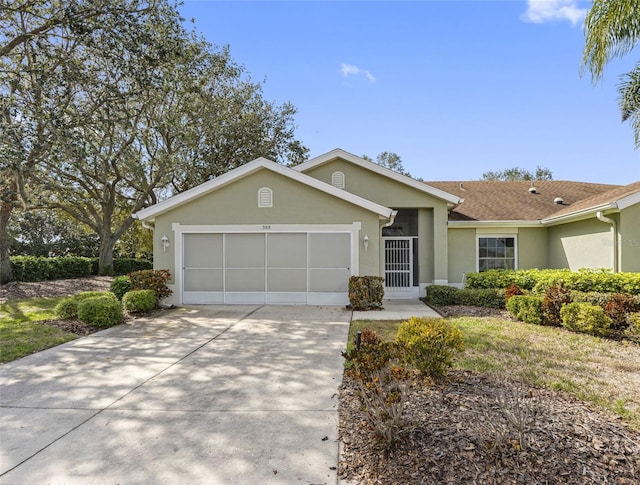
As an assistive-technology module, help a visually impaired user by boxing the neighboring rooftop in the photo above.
[425,180,637,222]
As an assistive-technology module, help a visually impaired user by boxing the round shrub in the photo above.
[560,302,612,337]
[625,312,640,343]
[55,297,79,319]
[506,295,543,325]
[77,296,124,328]
[54,291,117,319]
[395,317,464,380]
[110,275,132,301]
[122,289,157,314]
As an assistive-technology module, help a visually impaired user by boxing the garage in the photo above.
[182,231,352,305]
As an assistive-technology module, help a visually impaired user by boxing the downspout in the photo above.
[384,210,398,227]
[140,220,154,231]
[596,211,618,272]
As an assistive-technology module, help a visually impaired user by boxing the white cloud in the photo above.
[521,0,587,26]
[340,63,376,83]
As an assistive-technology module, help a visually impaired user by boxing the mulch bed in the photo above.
[339,371,640,484]
[0,276,114,303]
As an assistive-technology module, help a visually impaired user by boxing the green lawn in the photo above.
[0,297,77,363]
[350,316,640,430]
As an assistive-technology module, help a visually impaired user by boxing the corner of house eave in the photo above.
[540,203,617,226]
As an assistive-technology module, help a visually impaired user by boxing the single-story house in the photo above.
[134,148,640,305]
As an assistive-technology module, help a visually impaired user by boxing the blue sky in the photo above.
[179,0,639,185]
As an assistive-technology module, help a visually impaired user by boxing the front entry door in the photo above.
[383,237,417,298]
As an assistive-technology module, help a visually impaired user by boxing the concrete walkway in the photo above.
[351,299,441,321]
[0,305,351,485]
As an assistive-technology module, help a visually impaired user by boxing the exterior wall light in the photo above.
[160,235,170,252]
[363,234,369,252]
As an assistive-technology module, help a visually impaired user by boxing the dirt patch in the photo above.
[339,370,640,484]
[0,276,114,303]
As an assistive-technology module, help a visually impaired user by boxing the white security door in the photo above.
[383,237,415,298]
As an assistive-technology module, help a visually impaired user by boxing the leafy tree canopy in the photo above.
[582,0,640,147]
[482,166,553,181]
[362,151,411,176]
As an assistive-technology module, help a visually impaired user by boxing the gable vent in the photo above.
[331,171,345,189]
[258,187,273,208]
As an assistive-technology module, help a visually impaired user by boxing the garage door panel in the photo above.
[226,269,265,291]
[184,234,222,268]
[309,269,349,292]
[226,234,265,268]
[267,269,307,292]
[184,269,223,291]
[182,230,351,304]
[309,233,350,268]
[267,233,307,268]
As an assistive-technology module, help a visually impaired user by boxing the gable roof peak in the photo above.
[295,148,461,205]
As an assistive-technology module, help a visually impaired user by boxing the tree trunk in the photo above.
[0,199,13,284]
[98,234,115,276]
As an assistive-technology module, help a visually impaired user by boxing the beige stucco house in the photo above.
[134,148,640,305]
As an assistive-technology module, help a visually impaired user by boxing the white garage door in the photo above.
[182,232,351,305]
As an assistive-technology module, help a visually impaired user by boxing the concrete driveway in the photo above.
[0,305,351,484]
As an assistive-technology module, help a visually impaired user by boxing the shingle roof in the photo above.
[425,180,637,222]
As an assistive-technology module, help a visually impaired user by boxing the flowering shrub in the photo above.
[128,269,172,300]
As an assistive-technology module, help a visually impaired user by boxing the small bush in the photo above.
[122,289,157,313]
[560,302,612,337]
[625,313,640,343]
[110,276,132,301]
[457,288,505,308]
[348,276,384,310]
[504,284,525,302]
[343,329,400,381]
[54,291,117,319]
[356,363,408,455]
[506,295,544,325]
[425,285,459,306]
[77,296,124,328]
[395,317,464,380]
[571,291,611,308]
[604,293,638,331]
[128,269,172,300]
[425,285,504,308]
[55,297,80,319]
[542,285,572,326]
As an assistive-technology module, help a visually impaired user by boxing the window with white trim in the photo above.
[478,236,516,271]
[331,171,345,189]
[258,187,272,208]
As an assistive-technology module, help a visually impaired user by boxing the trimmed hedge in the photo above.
[77,296,124,328]
[506,295,544,325]
[425,285,505,309]
[560,302,613,337]
[55,291,118,319]
[9,256,152,282]
[465,268,640,295]
[348,276,384,310]
[122,289,157,313]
